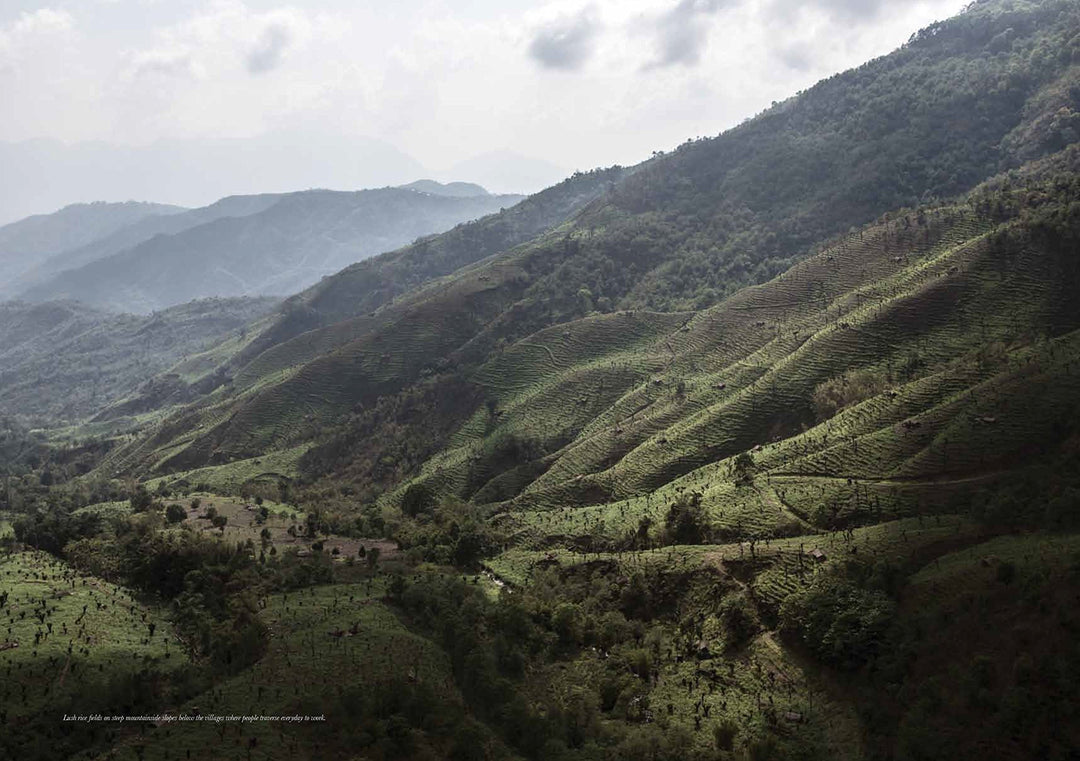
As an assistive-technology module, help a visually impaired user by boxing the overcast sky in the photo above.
[0,0,969,217]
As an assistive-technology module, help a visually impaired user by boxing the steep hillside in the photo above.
[19,188,525,313]
[5,4,1080,761]
[0,298,278,425]
[0,201,184,289]
[107,136,1080,505]
[106,0,1080,452]
[286,148,1077,525]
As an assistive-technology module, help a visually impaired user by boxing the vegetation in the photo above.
[1,2,1078,759]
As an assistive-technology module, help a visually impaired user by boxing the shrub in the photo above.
[663,493,708,545]
[401,483,437,517]
[812,368,888,423]
[780,574,895,669]
[713,719,738,751]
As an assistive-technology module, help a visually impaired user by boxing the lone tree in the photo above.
[732,452,756,485]
[129,486,154,513]
[211,514,228,535]
[401,483,437,518]
[165,504,186,524]
[664,492,708,545]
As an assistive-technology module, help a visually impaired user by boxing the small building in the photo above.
[808,548,827,563]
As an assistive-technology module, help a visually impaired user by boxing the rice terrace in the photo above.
[2,0,1080,759]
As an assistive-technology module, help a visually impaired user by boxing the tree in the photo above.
[713,719,738,751]
[452,520,489,569]
[718,594,758,650]
[366,546,381,570]
[129,486,154,513]
[552,603,583,647]
[211,515,228,535]
[663,493,708,545]
[780,574,895,669]
[732,452,755,485]
[401,483,436,517]
[165,504,186,524]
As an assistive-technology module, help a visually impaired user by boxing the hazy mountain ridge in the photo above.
[1,194,287,298]
[0,201,185,289]
[399,179,491,197]
[18,187,525,314]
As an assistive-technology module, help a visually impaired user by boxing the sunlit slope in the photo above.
[99,0,1080,444]
[386,153,1080,543]
[105,147,1080,517]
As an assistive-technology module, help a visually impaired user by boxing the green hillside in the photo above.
[104,0,1080,481]
[2,2,1079,760]
[0,297,279,425]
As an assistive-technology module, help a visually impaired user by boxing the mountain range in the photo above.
[1,182,523,313]
[3,2,1080,760]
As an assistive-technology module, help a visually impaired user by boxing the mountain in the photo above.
[0,194,286,298]
[104,142,1080,761]
[5,3,1080,761]
[443,150,569,195]
[108,0,1080,476]
[18,187,525,314]
[0,133,427,226]
[400,179,491,198]
[0,297,279,426]
[0,201,185,288]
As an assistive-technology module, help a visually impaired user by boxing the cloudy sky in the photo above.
[0,0,969,217]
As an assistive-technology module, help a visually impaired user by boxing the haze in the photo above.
[0,0,967,223]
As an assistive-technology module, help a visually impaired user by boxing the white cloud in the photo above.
[642,0,729,68]
[247,21,292,74]
[11,7,74,36]
[0,0,974,211]
[127,48,203,80]
[0,7,75,71]
[527,6,601,71]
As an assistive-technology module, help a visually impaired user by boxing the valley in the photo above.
[1,1,1079,759]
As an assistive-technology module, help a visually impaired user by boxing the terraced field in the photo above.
[0,551,189,753]
[143,445,313,496]
[91,580,509,761]
[372,189,1079,548]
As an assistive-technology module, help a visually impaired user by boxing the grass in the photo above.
[144,444,313,496]
[71,501,132,520]
[94,579,509,761]
[0,550,188,725]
